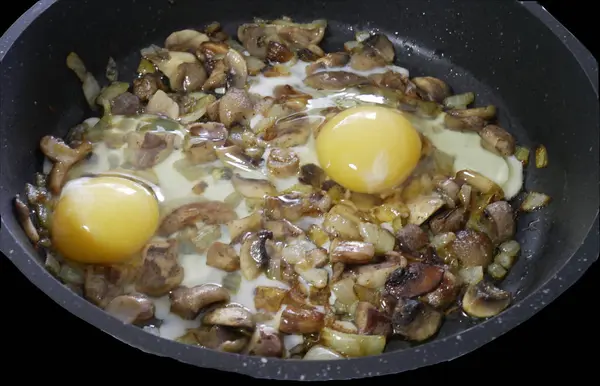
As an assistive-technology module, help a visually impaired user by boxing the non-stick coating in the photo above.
[0,0,598,381]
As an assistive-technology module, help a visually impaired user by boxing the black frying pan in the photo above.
[0,0,598,381]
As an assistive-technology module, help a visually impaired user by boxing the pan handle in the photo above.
[522,2,598,96]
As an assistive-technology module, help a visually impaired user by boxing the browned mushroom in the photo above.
[355,301,392,336]
[396,224,429,252]
[231,173,277,199]
[136,239,184,297]
[160,201,237,236]
[448,229,494,267]
[173,62,207,92]
[240,231,273,280]
[202,60,228,91]
[170,284,230,319]
[391,298,442,341]
[246,325,284,357]
[133,74,165,102]
[184,122,228,164]
[237,23,280,59]
[262,115,316,148]
[305,52,350,75]
[349,33,395,71]
[218,88,255,128]
[14,197,40,244]
[429,207,468,235]
[226,211,262,242]
[83,266,131,308]
[299,163,326,188]
[462,281,511,318]
[203,304,256,329]
[304,71,370,90]
[177,325,248,353]
[266,41,294,63]
[483,201,515,245]
[264,193,305,221]
[254,286,288,312]
[385,263,444,299]
[443,114,487,132]
[110,92,141,115]
[330,240,375,265]
[105,294,155,324]
[39,136,93,194]
[165,29,209,52]
[265,148,300,178]
[276,20,327,50]
[412,76,451,103]
[262,219,304,240]
[479,124,516,156]
[448,105,497,121]
[368,71,419,97]
[224,48,249,89]
[206,242,240,272]
[126,131,178,169]
[421,270,460,310]
[279,305,325,334]
[436,178,460,207]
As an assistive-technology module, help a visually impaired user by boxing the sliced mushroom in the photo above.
[355,301,392,336]
[429,207,468,235]
[105,294,155,324]
[237,23,280,59]
[39,136,93,194]
[448,105,497,120]
[479,124,516,156]
[203,304,256,329]
[83,266,130,308]
[279,305,325,334]
[421,270,460,310]
[304,71,370,90]
[14,197,39,244]
[266,41,294,63]
[436,178,460,207]
[227,211,262,242]
[202,59,228,91]
[136,239,184,297]
[354,261,403,289]
[264,194,305,221]
[305,52,350,75]
[173,62,207,92]
[368,71,418,97]
[160,201,237,235]
[385,263,444,299]
[126,131,177,169]
[406,194,445,225]
[276,20,327,50]
[262,219,304,240]
[254,286,288,312]
[206,242,240,272]
[239,231,273,280]
[110,92,141,115]
[391,298,442,341]
[165,29,209,52]
[462,281,511,318]
[330,240,376,265]
[133,74,165,102]
[224,48,249,88]
[484,201,515,245]
[177,325,248,353]
[218,88,255,128]
[265,148,300,178]
[245,56,266,75]
[146,90,180,119]
[184,122,228,164]
[170,284,230,319]
[443,114,487,132]
[412,77,451,103]
[262,115,315,148]
[448,229,494,267]
[246,325,284,357]
[349,34,395,71]
[299,163,326,188]
[231,173,277,199]
[396,224,429,252]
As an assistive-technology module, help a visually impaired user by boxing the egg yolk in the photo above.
[51,176,160,264]
[316,105,422,194]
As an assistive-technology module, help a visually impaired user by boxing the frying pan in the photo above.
[0,0,598,381]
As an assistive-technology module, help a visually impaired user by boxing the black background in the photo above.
[1,0,597,381]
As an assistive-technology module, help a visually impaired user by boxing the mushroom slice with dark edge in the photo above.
[304,71,370,90]
[395,224,429,252]
[479,124,516,156]
[385,263,444,299]
[169,284,230,319]
[266,41,294,63]
[436,178,460,207]
[330,240,375,265]
[483,201,515,245]
[136,239,184,297]
[305,52,350,75]
[448,229,494,267]
[202,60,228,91]
[126,131,178,169]
[429,207,468,235]
[224,48,249,89]
[240,231,274,280]
[245,325,284,357]
[14,197,39,244]
[105,294,155,324]
[172,62,207,92]
[203,304,256,330]
[39,136,93,194]
[355,301,392,336]
[412,76,451,103]
[462,281,511,318]
[264,194,305,221]
[298,163,326,188]
[391,298,443,341]
[177,325,248,353]
[185,122,228,164]
[279,305,325,334]
[231,173,277,199]
[133,74,165,102]
[443,114,487,133]
[368,71,418,97]
[237,23,280,59]
[206,242,240,272]
[262,219,304,240]
[263,115,316,148]
[421,270,460,310]
[349,33,395,71]
[110,92,141,115]
[160,201,237,236]
[218,88,254,128]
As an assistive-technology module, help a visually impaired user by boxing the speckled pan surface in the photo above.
[0,0,598,381]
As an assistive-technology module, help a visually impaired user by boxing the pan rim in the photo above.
[1,0,598,381]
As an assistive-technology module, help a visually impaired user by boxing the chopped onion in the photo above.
[456,169,503,198]
[358,222,395,254]
[331,277,358,305]
[303,345,344,360]
[535,144,548,168]
[487,262,507,279]
[498,240,520,257]
[320,327,386,357]
[222,272,241,294]
[495,252,515,270]
[224,191,243,209]
[430,232,457,250]
[514,146,530,166]
[458,266,483,285]
[44,253,61,276]
[443,92,475,109]
[520,191,551,212]
[58,265,84,285]
[355,31,371,42]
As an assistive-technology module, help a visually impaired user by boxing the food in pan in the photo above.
[14,17,551,360]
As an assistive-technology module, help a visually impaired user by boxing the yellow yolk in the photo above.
[51,176,160,264]
[315,105,422,193]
